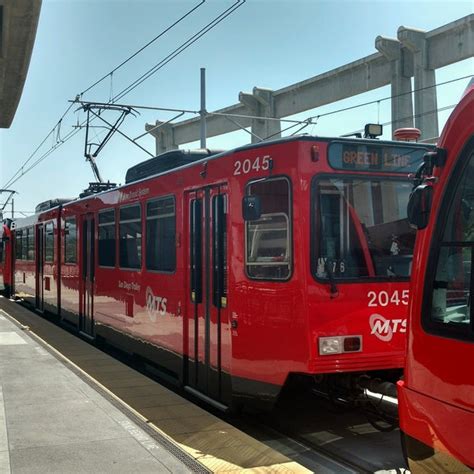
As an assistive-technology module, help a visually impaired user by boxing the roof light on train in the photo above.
[364,123,383,139]
[393,127,421,142]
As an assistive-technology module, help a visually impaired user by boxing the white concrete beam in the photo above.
[151,14,473,150]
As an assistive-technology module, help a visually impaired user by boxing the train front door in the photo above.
[185,185,231,406]
[80,214,95,337]
[36,224,44,311]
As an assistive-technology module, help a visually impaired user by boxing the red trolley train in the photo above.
[6,133,433,411]
[399,79,474,472]
[0,220,13,297]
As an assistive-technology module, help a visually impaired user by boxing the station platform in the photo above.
[0,297,313,473]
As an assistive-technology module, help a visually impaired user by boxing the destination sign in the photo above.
[328,142,430,173]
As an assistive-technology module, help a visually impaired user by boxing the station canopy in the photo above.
[0,0,41,128]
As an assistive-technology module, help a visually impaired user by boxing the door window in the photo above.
[27,227,35,261]
[45,223,54,262]
[15,231,22,260]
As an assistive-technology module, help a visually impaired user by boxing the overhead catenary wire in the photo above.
[3,1,245,190]
[3,3,469,192]
[1,100,462,192]
[3,2,207,188]
[2,101,76,189]
[112,0,246,102]
[78,0,206,97]
[6,72,468,190]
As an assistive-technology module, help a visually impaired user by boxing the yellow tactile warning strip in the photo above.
[0,298,311,473]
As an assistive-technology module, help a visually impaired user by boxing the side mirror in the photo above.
[242,196,261,221]
[407,184,433,230]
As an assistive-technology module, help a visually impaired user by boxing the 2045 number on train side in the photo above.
[233,155,271,176]
[367,290,409,307]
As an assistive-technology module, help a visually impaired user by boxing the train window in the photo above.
[245,177,291,280]
[190,199,203,303]
[427,150,474,340]
[313,177,415,280]
[15,231,22,260]
[45,222,54,262]
[64,217,77,264]
[119,205,142,269]
[212,194,228,307]
[99,209,116,267]
[27,227,34,261]
[21,230,28,260]
[146,196,176,272]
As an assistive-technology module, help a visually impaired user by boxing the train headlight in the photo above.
[319,337,342,355]
[319,336,362,355]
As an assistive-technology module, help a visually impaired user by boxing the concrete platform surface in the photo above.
[0,311,202,474]
[0,298,315,473]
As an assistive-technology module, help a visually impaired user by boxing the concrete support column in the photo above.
[375,36,414,136]
[398,27,439,140]
[239,87,281,143]
[145,121,178,155]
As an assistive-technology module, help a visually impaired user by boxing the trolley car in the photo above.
[5,133,432,411]
[399,79,474,471]
[0,220,13,297]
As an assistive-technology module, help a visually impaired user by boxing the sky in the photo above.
[0,0,473,216]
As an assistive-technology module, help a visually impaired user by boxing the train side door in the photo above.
[185,185,231,406]
[80,214,95,337]
[36,224,44,311]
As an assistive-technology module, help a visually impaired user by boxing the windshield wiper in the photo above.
[325,259,339,299]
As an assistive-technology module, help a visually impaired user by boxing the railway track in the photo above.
[228,390,408,474]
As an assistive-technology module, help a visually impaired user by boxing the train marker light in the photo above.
[311,145,320,162]
[319,335,362,355]
[344,336,362,352]
[364,123,383,139]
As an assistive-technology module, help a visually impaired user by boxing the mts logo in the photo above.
[369,313,407,342]
[146,286,167,322]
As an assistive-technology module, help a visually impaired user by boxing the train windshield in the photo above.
[313,177,414,280]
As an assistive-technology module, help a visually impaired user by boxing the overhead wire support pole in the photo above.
[200,67,207,149]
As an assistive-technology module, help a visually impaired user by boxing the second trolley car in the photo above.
[399,79,474,471]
